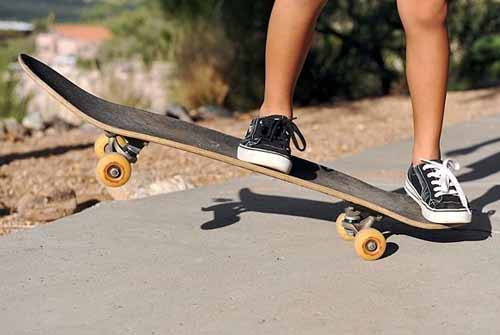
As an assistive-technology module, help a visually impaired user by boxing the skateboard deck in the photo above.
[19,53,464,260]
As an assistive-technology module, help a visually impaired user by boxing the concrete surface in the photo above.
[1,115,499,335]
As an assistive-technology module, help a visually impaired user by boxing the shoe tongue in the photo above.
[424,158,443,164]
[262,114,287,120]
[415,159,442,168]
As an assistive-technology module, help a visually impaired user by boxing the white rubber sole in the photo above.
[237,145,292,174]
[404,179,471,224]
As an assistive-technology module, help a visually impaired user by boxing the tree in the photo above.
[92,1,172,65]
[0,37,34,120]
[157,0,273,108]
[95,0,500,109]
[305,0,405,101]
[448,0,500,88]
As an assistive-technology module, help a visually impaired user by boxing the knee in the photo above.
[399,0,448,31]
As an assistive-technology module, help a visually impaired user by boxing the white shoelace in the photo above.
[421,159,471,213]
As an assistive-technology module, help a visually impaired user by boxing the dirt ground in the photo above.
[1,88,499,235]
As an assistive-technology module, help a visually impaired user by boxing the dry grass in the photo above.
[169,20,234,108]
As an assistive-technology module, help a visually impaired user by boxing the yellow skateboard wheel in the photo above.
[116,135,128,148]
[336,213,355,241]
[354,228,386,261]
[96,153,131,188]
[94,134,110,158]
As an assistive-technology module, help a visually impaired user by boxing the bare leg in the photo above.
[260,0,327,118]
[397,0,449,165]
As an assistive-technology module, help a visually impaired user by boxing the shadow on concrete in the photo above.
[380,242,399,260]
[385,186,495,242]
[446,137,500,156]
[201,140,499,258]
[0,143,92,166]
[445,138,500,182]
[201,187,494,258]
[201,188,343,230]
[75,199,101,214]
[458,152,500,183]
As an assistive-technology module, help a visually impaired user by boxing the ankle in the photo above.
[412,155,441,166]
[259,103,292,119]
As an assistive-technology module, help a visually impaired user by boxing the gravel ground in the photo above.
[1,87,499,235]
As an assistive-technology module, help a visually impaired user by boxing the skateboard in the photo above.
[19,53,465,261]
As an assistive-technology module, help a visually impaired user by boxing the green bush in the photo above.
[0,73,31,121]
[168,19,234,108]
[95,2,172,65]
[458,34,500,87]
[94,0,500,110]
[0,37,34,120]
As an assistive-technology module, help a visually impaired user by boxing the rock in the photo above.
[162,104,193,123]
[79,123,100,134]
[3,117,26,140]
[44,127,57,136]
[42,103,82,127]
[148,177,194,195]
[22,111,45,131]
[28,95,58,125]
[56,110,84,127]
[194,105,232,120]
[17,187,77,222]
[28,94,83,128]
[44,119,73,136]
[31,130,45,139]
[106,175,194,201]
[356,124,366,131]
[51,118,73,132]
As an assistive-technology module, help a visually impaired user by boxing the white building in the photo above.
[36,24,112,65]
[0,20,33,39]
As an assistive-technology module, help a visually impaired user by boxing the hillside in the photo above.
[0,0,97,22]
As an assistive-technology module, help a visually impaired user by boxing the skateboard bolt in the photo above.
[108,166,121,178]
[366,240,378,252]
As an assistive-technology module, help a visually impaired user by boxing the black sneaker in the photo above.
[404,159,471,224]
[237,115,306,173]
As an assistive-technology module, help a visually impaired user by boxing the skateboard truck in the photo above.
[342,206,382,235]
[104,132,147,163]
[335,205,386,260]
[93,133,149,187]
